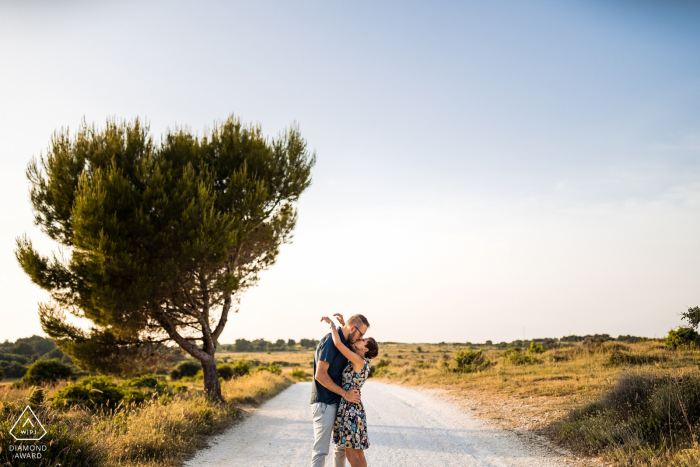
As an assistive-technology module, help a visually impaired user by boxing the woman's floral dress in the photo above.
[333,358,371,450]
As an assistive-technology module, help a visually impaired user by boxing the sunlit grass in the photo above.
[0,372,293,467]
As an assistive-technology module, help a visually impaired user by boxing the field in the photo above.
[0,371,293,467]
[226,338,700,466]
[3,338,699,466]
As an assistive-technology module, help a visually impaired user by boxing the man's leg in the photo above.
[333,442,347,467]
[311,403,339,467]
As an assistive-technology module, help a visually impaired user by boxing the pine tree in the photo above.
[15,115,314,401]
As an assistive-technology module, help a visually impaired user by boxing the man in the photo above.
[311,313,370,467]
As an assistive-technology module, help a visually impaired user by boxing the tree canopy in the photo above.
[16,115,315,400]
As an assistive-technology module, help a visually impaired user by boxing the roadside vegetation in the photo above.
[369,326,700,466]
[0,366,292,467]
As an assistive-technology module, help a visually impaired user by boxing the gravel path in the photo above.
[185,381,585,467]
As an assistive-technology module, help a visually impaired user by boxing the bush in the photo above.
[505,348,542,365]
[21,358,73,384]
[527,342,547,354]
[254,363,282,375]
[560,372,700,460]
[27,386,45,407]
[666,327,700,349]
[231,358,252,377]
[217,363,235,380]
[0,366,4,381]
[449,349,491,373]
[0,361,27,378]
[291,366,308,381]
[51,376,146,410]
[606,351,666,367]
[369,359,392,377]
[172,383,188,393]
[170,360,201,380]
[123,374,159,389]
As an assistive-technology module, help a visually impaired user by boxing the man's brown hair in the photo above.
[348,314,370,330]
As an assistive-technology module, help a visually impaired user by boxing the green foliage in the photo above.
[291,366,309,381]
[254,363,282,375]
[0,361,27,378]
[234,338,253,352]
[216,363,235,381]
[27,386,45,407]
[121,375,169,397]
[681,306,700,330]
[666,327,700,349]
[51,376,146,410]
[505,347,542,365]
[21,358,73,384]
[448,349,492,373]
[299,338,319,349]
[16,116,315,402]
[369,359,392,377]
[170,360,201,380]
[0,366,3,381]
[606,351,667,366]
[231,358,252,377]
[12,342,35,356]
[560,372,700,460]
[172,383,188,393]
[527,342,547,354]
[0,406,104,467]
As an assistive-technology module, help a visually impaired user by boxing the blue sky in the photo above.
[1,1,699,343]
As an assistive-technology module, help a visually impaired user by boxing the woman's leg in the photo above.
[345,448,362,467]
[357,449,367,467]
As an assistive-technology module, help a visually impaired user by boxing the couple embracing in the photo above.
[310,313,379,467]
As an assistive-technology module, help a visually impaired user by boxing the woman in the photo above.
[320,314,379,467]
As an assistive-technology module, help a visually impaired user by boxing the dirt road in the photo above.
[185,381,591,467]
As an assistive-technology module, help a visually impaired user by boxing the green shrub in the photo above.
[0,406,104,467]
[123,374,159,388]
[51,376,147,410]
[666,327,700,349]
[172,383,188,393]
[505,347,542,365]
[0,361,27,378]
[560,372,700,460]
[170,360,201,380]
[231,358,252,377]
[217,363,235,381]
[527,342,547,354]
[291,366,308,381]
[606,351,667,367]
[369,359,392,377]
[0,366,4,381]
[27,386,45,407]
[21,358,73,384]
[449,349,492,373]
[254,363,282,375]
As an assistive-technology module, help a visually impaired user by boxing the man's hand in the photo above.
[344,389,361,404]
[333,313,345,326]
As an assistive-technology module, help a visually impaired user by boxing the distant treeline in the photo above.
[219,338,320,353]
[456,334,654,350]
[0,335,72,379]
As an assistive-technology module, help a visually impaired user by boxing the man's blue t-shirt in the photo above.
[310,326,349,405]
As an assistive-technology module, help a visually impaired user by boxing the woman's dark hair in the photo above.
[364,337,379,359]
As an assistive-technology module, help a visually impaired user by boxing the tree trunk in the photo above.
[200,355,224,402]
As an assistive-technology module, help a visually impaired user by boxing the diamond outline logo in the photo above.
[10,406,47,441]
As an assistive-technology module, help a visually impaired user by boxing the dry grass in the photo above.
[369,340,700,466]
[0,372,293,467]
